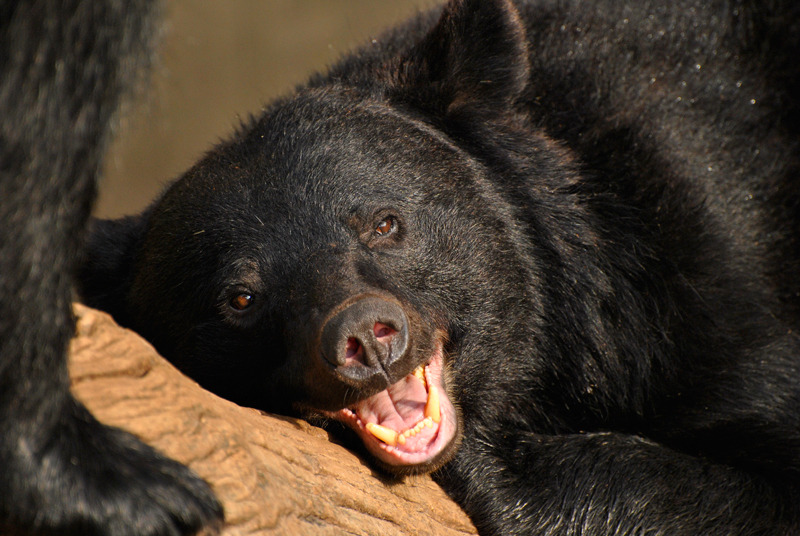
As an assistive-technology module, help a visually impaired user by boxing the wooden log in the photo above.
[69,304,477,536]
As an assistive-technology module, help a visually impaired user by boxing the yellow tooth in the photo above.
[424,417,433,428]
[413,366,426,386]
[397,433,406,445]
[425,385,441,423]
[366,423,398,446]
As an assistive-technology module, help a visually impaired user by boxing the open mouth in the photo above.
[333,342,459,471]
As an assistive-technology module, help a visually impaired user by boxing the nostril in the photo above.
[345,337,360,357]
[373,322,398,345]
[345,337,364,364]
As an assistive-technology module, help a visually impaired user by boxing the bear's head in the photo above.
[79,0,564,474]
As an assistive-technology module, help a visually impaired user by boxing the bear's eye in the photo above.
[374,216,397,236]
[229,293,254,311]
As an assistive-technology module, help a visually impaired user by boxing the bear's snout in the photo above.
[319,297,409,381]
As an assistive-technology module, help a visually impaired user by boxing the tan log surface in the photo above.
[68,304,477,536]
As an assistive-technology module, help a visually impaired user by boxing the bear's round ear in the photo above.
[76,213,150,326]
[392,0,529,115]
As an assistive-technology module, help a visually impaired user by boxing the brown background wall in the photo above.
[97,0,438,218]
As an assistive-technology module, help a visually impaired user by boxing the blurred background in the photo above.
[97,0,438,218]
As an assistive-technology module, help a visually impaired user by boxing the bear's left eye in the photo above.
[229,293,254,311]
[374,216,397,236]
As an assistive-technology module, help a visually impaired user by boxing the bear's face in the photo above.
[111,88,544,472]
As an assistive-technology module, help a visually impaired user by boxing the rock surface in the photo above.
[69,304,477,536]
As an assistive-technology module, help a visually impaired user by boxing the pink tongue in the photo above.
[351,374,427,431]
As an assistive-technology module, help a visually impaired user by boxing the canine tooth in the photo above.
[425,385,441,423]
[366,423,398,446]
[397,433,406,445]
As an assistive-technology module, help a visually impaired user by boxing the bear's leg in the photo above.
[0,1,223,534]
[437,431,798,536]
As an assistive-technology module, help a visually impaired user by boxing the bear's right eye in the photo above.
[229,293,253,311]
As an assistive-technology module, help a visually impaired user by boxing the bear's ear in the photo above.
[76,213,149,326]
[394,0,529,114]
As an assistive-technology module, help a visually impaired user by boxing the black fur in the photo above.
[79,0,800,534]
[0,1,222,534]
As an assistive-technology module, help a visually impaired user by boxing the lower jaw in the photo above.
[337,408,449,468]
[334,348,459,470]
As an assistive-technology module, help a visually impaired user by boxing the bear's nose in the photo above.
[320,297,409,375]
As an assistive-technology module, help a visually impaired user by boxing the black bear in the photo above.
[79,0,800,534]
[0,1,222,535]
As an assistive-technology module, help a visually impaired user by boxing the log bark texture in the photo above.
[68,304,477,536]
